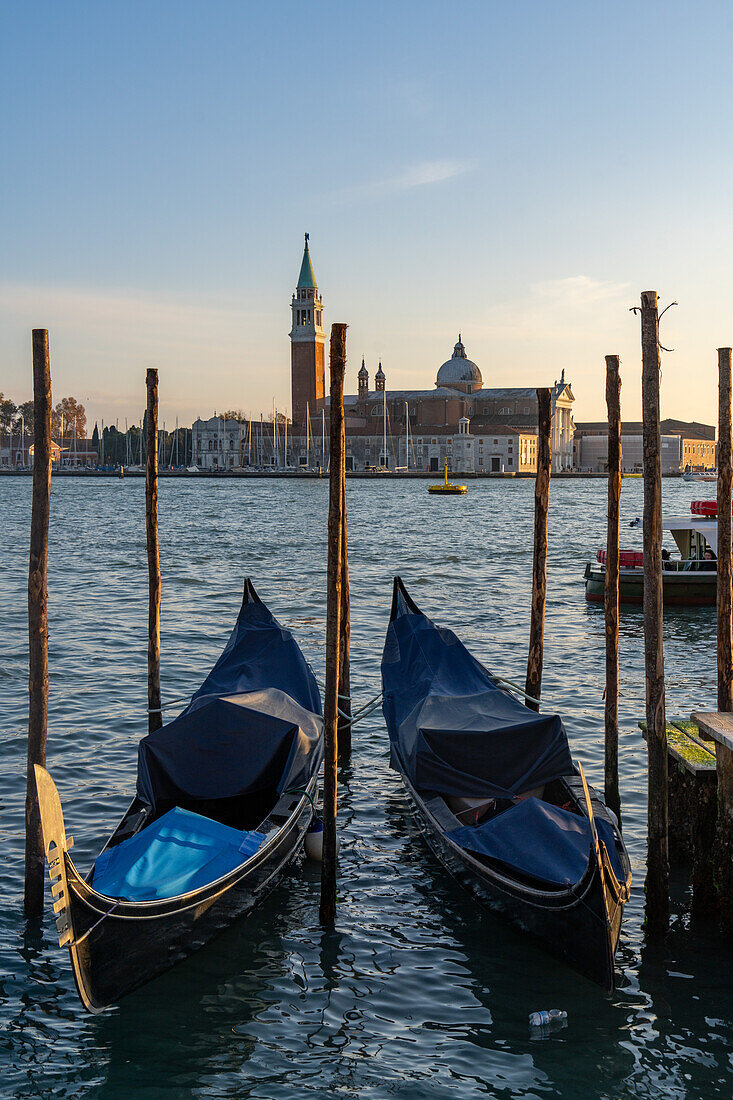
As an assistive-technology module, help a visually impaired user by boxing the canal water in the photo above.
[0,476,730,1098]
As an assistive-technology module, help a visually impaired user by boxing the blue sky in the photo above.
[2,1,732,428]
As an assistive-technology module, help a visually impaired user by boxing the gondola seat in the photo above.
[91,807,266,901]
[447,797,623,889]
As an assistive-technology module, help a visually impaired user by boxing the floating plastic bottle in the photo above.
[528,1009,567,1032]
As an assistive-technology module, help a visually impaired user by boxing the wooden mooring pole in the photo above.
[337,465,352,760]
[146,369,162,734]
[640,291,669,934]
[715,346,733,926]
[717,347,732,713]
[24,330,52,917]
[320,322,347,924]
[604,355,622,826]
[525,387,551,711]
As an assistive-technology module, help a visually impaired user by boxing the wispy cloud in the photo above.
[335,158,472,203]
[474,276,632,342]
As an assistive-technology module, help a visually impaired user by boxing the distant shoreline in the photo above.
[0,468,683,481]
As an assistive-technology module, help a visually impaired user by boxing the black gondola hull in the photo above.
[63,779,316,1012]
[399,766,628,992]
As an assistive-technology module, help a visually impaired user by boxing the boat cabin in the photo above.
[663,501,717,568]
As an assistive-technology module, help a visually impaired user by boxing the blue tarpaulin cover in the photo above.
[381,581,573,799]
[136,582,323,814]
[92,807,266,900]
[447,798,623,887]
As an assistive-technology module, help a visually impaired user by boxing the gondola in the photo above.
[36,579,323,1013]
[381,578,631,991]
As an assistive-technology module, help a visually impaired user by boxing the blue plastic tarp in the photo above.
[381,582,573,799]
[448,797,623,887]
[136,584,323,814]
[92,807,266,900]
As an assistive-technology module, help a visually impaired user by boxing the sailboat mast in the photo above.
[284,412,288,469]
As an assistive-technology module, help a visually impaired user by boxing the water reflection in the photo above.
[1,477,731,1097]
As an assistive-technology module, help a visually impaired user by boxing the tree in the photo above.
[220,409,248,422]
[53,397,86,439]
[18,400,34,436]
[91,422,99,459]
[0,394,17,434]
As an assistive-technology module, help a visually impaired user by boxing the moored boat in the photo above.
[36,579,323,1012]
[584,500,718,606]
[381,578,631,991]
[682,469,717,483]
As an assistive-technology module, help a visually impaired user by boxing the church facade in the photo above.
[289,237,575,473]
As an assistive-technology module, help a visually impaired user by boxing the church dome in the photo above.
[436,336,482,392]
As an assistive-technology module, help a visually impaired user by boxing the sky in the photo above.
[2,1,733,431]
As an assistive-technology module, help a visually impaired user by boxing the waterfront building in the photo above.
[0,435,95,469]
[287,237,575,473]
[574,420,716,473]
[192,414,294,470]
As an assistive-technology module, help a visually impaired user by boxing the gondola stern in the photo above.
[241,577,263,606]
[389,576,422,621]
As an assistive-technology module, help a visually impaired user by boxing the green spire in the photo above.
[297,232,317,289]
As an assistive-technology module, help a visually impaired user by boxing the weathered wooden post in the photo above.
[604,355,622,826]
[717,348,732,713]
[337,455,352,760]
[146,369,162,734]
[715,346,733,925]
[24,329,53,917]
[525,387,551,710]
[640,290,669,933]
[320,322,347,924]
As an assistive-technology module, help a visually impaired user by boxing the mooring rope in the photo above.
[491,676,541,706]
[147,684,385,727]
[148,678,537,721]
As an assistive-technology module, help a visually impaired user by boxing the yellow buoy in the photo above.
[428,460,467,495]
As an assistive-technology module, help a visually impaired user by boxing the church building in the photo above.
[288,236,575,473]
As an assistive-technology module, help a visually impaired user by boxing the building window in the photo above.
[524,407,530,414]
[507,457,513,466]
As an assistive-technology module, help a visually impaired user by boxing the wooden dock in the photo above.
[638,717,717,911]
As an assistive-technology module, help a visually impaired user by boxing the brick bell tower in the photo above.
[290,233,326,435]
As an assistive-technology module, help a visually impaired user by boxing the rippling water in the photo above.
[1,475,731,1098]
